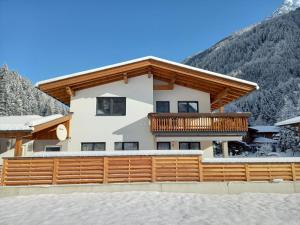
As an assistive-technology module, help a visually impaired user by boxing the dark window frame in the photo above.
[44,145,61,152]
[81,142,106,151]
[114,142,139,150]
[156,142,171,150]
[177,101,199,113]
[179,142,201,150]
[96,97,126,116]
[156,101,170,113]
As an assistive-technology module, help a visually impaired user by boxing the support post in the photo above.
[222,141,229,158]
[291,163,296,181]
[103,157,108,183]
[14,136,23,157]
[52,158,59,184]
[198,156,203,182]
[245,164,250,181]
[151,157,156,182]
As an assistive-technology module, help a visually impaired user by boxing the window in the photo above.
[178,101,198,113]
[179,142,201,150]
[96,97,126,116]
[44,145,61,152]
[81,142,106,151]
[115,142,139,150]
[157,142,171,150]
[156,101,170,113]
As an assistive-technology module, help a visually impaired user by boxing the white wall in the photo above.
[69,75,154,151]
[153,80,211,113]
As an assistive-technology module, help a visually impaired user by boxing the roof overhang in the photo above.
[0,115,71,139]
[36,56,259,110]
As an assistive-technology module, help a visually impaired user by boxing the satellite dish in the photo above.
[56,124,67,141]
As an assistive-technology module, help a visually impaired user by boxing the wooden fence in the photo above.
[1,155,300,186]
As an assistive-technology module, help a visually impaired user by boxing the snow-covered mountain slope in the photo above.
[0,66,68,116]
[272,0,300,17]
[183,8,300,125]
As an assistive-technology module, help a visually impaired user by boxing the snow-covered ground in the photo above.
[0,192,299,225]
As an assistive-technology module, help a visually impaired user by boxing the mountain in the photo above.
[183,6,300,125]
[272,0,300,18]
[0,65,68,116]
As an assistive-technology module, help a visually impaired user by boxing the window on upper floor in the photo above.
[178,101,198,113]
[156,101,170,113]
[81,142,106,151]
[96,97,126,116]
[179,142,201,150]
[157,142,171,150]
[115,142,139,150]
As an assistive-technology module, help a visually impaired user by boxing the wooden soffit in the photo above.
[37,57,258,110]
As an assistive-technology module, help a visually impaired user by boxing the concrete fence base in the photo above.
[1,181,300,198]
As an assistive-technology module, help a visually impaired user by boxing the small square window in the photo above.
[178,101,198,113]
[156,101,170,113]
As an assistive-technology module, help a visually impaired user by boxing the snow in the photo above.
[272,0,300,17]
[32,150,203,157]
[249,125,280,133]
[253,137,278,144]
[203,157,300,163]
[0,192,299,225]
[35,56,259,89]
[275,116,300,126]
[0,114,63,131]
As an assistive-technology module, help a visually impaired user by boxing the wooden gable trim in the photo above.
[32,114,71,133]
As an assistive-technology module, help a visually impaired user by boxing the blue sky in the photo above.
[0,0,282,83]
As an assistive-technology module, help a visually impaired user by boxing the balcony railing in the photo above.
[148,113,250,133]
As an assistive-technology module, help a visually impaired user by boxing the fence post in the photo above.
[52,158,58,185]
[198,156,203,182]
[103,157,108,183]
[151,157,156,182]
[245,164,250,181]
[291,163,296,181]
[1,159,7,186]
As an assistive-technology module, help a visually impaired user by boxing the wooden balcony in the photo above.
[148,113,250,134]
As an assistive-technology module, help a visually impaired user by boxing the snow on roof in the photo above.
[203,157,300,163]
[0,114,63,131]
[253,137,278,144]
[35,56,259,89]
[31,150,204,158]
[275,116,300,126]
[249,126,280,133]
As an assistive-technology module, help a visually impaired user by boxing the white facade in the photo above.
[66,74,242,156]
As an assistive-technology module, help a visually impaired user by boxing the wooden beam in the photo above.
[66,87,75,97]
[14,136,23,157]
[148,71,152,78]
[153,83,174,90]
[211,88,229,105]
[123,73,128,84]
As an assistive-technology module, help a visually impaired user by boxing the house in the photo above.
[275,116,300,135]
[0,114,70,164]
[4,56,258,159]
[245,126,280,149]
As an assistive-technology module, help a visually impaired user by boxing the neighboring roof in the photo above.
[253,137,278,144]
[249,126,280,133]
[36,56,259,110]
[275,116,300,126]
[0,114,63,132]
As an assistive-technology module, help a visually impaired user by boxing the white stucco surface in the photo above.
[69,75,155,151]
[153,81,211,113]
